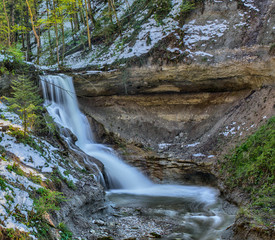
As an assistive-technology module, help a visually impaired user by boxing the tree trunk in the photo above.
[61,22,65,61]
[53,0,60,65]
[87,0,96,27]
[110,0,120,28]
[84,0,91,49]
[46,0,54,61]
[73,0,80,31]
[25,6,32,61]
[11,0,15,44]
[3,0,11,47]
[26,0,40,64]
[77,0,85,25]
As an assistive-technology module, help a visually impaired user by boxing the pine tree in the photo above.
[5,75,43,136]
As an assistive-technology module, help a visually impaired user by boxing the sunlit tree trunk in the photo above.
[11,0,15,44]
[108,0,121,32]
[61,21,65,62]
[84,0,91,49]
[26,0,40,64]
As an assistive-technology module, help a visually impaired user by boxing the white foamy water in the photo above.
[41,74,218,203]
[41,74,152,189]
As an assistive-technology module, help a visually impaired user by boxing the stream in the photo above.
[41,74,236,239]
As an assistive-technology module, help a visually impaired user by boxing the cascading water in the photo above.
[41,74,152,189]
[41,74,235,239]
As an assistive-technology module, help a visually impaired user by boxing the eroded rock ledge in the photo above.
[72,58,275,97]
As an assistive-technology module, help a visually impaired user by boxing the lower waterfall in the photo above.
[41,74,236,239]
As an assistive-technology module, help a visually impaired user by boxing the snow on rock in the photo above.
[0,102,22,126]
[241,0,260,12]
[59,0,184,69]
[193,51,213,57]
[0,180,36,235]
[182,19,229,49]
[193,153,206,157]
[58,166,78,184]
[0,161,42,190]
[0,133,58,172]
[185,142,200,148]
[158,143,172,150]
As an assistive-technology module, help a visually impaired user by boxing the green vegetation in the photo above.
[4,75,43,136]
[33,188,65,218]
[27,188,66,239]
[7,126,43,152]
[7,163,25,176]
[154,0,172,24]
[0,226,31,240]
[0,176,8,190]
[28,172,42,184]
[0,44,25,75]
[0,0,202,67]
[52,168,76,189]
[4,76,56,138]
[269,43,275,56]
[222,116,275,226]
[58,222,73,240]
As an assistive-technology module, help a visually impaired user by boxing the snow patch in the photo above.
[185,142,200,148]
[241,0,260,12]
[158,143,172,150]
[182,19,229,48]
[193,153,206,157]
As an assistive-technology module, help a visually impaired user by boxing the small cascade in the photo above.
[41,74,153,189]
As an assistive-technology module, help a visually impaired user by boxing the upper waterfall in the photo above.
[41,74,153,189]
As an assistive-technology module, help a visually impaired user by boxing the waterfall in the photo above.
[40,74,220,205]
[41,74,153,189]
[40,74,235,239]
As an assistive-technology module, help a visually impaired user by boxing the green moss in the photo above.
[222,116,275,226]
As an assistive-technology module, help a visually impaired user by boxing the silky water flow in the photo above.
[41,74,236,239]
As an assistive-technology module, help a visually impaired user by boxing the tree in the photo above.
[5,75,43,137]
[84,0,91,49]
[2,0,11,47]
[26,0,41,64]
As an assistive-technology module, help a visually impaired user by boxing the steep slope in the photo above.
[38,0,275,70]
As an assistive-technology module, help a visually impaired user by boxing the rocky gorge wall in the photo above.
[66,2,275,238]
[68,0,275,185]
